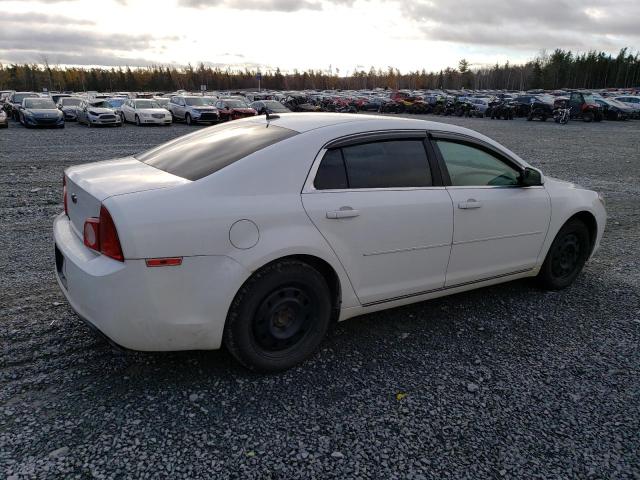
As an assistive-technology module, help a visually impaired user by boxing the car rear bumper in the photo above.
[53,213,249,351]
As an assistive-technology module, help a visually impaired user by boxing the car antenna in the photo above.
[265,110,279,123]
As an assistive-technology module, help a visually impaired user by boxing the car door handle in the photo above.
[458,199,483,209]
[326,207,360,219]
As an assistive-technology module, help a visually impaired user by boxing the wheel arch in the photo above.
[568,210,598,255]
[237,254,343,324]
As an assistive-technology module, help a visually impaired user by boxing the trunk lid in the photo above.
[65,157,188,236]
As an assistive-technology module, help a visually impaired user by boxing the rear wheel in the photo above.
[537,219,590,290]
[224,260,332,372]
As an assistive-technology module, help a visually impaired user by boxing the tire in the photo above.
[87,121,92,128]
[185,113,192,126]
[541,115,547,122]
[120,113,126,124]
[135,115,141,126]
[223,260,333,372]
[527,113,533,121]
[537,219,590,290]
[582,111,594,123]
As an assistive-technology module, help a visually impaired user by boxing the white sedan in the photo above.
[120,99,172,126]
[54,114,606,372]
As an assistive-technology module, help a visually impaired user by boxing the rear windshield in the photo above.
[136,122,297,181]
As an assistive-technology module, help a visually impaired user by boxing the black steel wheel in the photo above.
[252,286,316,352]
[224,259,333,372]
[537,219,590,290]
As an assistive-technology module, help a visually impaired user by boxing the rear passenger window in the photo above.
[314,149,348,190]
[314,139,432,190]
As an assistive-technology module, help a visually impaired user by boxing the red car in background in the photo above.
[215,98,258,122]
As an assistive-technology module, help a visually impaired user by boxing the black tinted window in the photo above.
[341,140,431,188]
[137,123,297,181]
[315,149,348,190]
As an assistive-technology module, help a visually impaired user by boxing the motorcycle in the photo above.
[553,107,570,124]
[487,100,515,120]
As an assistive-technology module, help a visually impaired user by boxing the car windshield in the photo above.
[137,123,297,181]
[264,101,289,111]
[582,93,595,104]
[185,97,209,106]
[135,100,160,108]
[90,101,111,108]
[106,99,125,107]
[224,100,249,108]
[14,93,38,103]
[154,98,168,106]
[24,99,56,109]
[609,99,628,107]
[61,98,82,106]
[535,95,554,104]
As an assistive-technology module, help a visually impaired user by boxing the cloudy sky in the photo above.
[0,0,638,73]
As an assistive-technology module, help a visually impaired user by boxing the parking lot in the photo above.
[1,116,639,479]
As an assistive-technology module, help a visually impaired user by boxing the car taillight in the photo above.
[63,175,68,216]
[99,205,124,261]
[82,205,124,262]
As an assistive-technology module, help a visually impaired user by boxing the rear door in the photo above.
[302,132,453,305]
[431,134,551,286]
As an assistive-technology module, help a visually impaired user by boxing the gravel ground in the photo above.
[1,116,639,479]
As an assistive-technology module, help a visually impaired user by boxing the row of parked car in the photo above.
[1,87,639,129]
[0,90,299,129]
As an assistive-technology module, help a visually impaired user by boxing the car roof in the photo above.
[239,112,471,134]
[234,113,530,168]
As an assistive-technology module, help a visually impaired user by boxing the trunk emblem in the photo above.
[71,193,78,203]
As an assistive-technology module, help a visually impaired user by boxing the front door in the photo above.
[432,136,551,286]
[302,136,453,305]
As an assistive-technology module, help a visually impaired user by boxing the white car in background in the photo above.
[613,96,640,117]
[54,113,606,372]
[120,99,171,126]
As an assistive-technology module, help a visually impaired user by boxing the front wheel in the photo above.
[224,260,332,372]
[185,113,192,126]
[537,219,590,290]
[135,115,141,126]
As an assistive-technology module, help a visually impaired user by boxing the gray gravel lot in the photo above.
[1,116,639,479]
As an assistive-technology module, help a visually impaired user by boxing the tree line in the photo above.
[1,48,638,93]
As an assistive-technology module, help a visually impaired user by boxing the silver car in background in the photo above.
[168,95,220,125]
[57,97,83,121]
[76,99,122,127]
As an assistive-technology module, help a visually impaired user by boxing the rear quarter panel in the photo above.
[106,131,361,309]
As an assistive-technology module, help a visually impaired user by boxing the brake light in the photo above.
[63,175,68,216]
[82,205,124,262]
[99,205,124,261]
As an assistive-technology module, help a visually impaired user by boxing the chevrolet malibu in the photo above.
[54,114,606,372]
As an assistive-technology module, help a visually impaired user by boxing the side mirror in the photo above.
[521,167,543,187]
